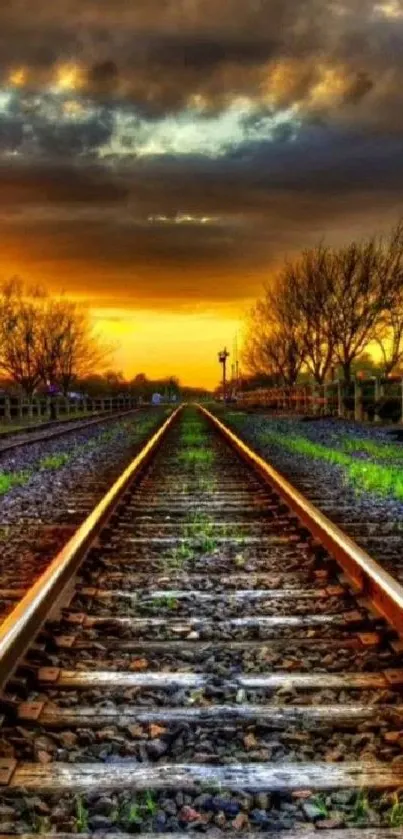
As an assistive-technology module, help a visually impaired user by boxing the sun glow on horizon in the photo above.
[90,305,242,388]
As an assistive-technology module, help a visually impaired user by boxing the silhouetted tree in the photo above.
[41,300,109,396]
[0,278,43,404]
[244,274,305,386]
[330,225,403,383]
[284,246,336,384]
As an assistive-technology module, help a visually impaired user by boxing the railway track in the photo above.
[0,408,141,456]
[0,405,403,836]
[0,409,169,629]
[216,409,403,590]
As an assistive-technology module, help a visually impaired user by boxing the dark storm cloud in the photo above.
[0,161,129,204]
[1,0,403,309]
[0,0,396,117]
[2,119,403,308]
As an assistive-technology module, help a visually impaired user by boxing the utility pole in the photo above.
[218,347,230,401]
[234,333,239,394]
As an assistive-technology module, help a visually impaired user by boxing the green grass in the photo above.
[75,795,89,833]
[179,447,214,467]
[0,424,26,434]
[123,791,157,823]
[39,452,70,469]
[310,793,329,818]
[31,814,51,835]
[341,436,403,461]
[387,793,403,827]
[248,425,403,501]
[144,790,157,815]
[180,428,208,446]
[349,789,370,826]
[185,510,218,551]
[0,470,31,494]
[142,595,178,611]
[126,801,142,823]
[164,540,195,570]
[0,410,165,497]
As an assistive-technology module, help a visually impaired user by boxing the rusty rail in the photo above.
[200,405,403,635]
[0,407,181,690]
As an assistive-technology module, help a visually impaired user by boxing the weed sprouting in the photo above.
[75,795,89,833]
[126,801,141,823]
[311,794,329,818]
[187,687,205,705]
[31,814,51,834]
[39,452,70,470]
[144,790,157,815]
[387,793,403,827]
[196,476,216,493]
[184,510,218,551]
[179,447,214,468]
[123,792,157,823]
[349,789,370,825]
[0,469,32,494]
[143,594,178,611]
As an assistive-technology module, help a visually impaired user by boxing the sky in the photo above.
[1,1,403,387]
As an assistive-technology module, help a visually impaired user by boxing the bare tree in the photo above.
[284,247,336,384]
[0,278,43,403]
[0,281,110,401]
[374,301,403,376]
[53,306,109,396]
[373,223,403,375]
[244,279,305,386]
[330,225,403,383]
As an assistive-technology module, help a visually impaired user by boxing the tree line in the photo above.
[0,283,210,402]
[244,222,403,388]
[0,279,105,399]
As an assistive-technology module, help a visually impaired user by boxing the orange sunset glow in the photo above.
[1,1,403,387]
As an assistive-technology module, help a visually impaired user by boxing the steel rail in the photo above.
[0,407,141,455]
[199,405,403,635]
[0,406,182,690]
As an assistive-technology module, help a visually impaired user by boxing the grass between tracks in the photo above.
[28,787,403,832]
[0,410,170,496]
[224,412,403,501]
[162,410,247,572]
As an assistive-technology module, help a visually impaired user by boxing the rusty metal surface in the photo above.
[200,405,403,635]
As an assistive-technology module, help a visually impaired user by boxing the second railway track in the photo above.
[0,408,141,456]
[1,405,403,835]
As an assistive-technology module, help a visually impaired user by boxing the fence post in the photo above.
[337,379,344,418]
[311,384,318,416]
[374,377,382,423]
[354,379,363,422]
[323,384,328,415]
[4,396,11,422]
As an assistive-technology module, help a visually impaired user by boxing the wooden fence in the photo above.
[237,378,403,423]
[0,394,139,424]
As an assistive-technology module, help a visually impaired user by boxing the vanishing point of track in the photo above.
[1,404,403,837]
